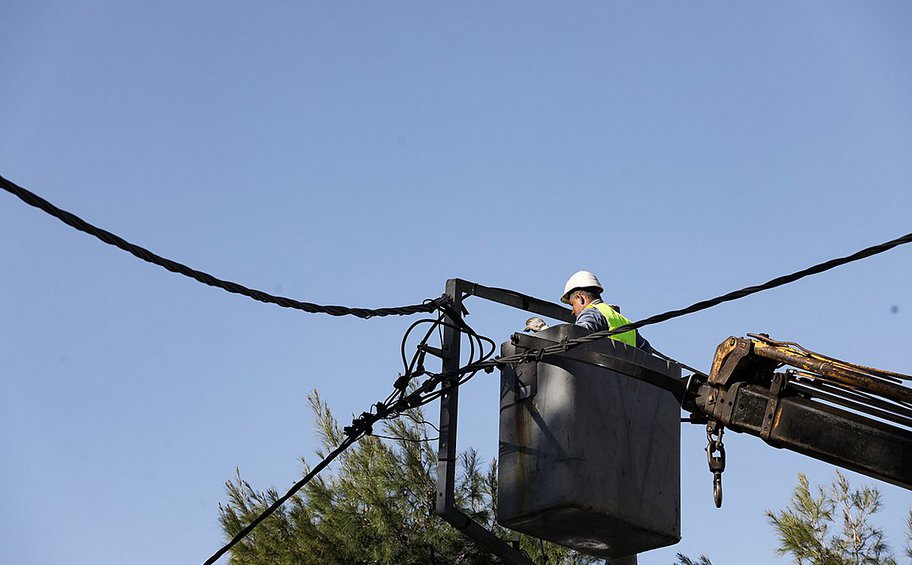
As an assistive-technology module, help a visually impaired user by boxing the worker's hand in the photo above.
[524,317,549,333]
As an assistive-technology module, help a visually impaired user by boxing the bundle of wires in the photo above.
[205,301,497,564]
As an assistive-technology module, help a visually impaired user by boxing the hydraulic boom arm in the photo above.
[682,335,912,498]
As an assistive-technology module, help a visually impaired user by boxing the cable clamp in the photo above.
[343,412,375,438]
[760,372,787,442]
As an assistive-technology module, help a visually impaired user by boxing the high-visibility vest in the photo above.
[587,302,637,347]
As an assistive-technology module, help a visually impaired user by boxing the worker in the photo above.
[561,270,655,352]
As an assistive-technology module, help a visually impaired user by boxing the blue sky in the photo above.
[2,2,911,564]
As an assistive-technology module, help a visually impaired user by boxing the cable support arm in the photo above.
[434,279,534,565]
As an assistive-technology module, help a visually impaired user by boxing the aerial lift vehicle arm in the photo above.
[682,334,912,505]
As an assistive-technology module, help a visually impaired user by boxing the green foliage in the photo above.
[675,553,713,565]
[766,471,898,565]
[905,510,912,562]
[219,390,598,564]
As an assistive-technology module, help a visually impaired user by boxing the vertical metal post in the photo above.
[435,279,534,564]
[436,278,462,515]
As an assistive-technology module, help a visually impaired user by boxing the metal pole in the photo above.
[435,279,534,565]
[436,278,462,515]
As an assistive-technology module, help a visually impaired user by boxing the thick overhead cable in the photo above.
[0,174,442,318]
[202,230,912,563]
[490,229,912,367]
[10,171,911,560]
[204,436,357,565]
[204,304,494,564]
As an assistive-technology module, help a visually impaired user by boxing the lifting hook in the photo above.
[705,421,726,508]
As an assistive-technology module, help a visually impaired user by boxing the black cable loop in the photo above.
[1,174,444,319]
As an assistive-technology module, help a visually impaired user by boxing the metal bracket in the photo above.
[436,279,572,565]
[760,372,787,442]
[714,382,744,424]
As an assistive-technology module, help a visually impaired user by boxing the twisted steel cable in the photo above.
[485,229,912,367]
[1,174,443,318]
[9,170,912,560]
[204,435,359,565]
[201,224,912,561]
[203,307,474,565]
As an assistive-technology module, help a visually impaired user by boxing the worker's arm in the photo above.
[574,308,606,332]
[636,333,657,354]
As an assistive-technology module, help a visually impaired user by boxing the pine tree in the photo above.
[675,554,713,565]
[218,391,598,564]
[905,511,912,561]
[766,471,898,565]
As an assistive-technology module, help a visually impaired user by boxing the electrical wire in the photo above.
[203,303,490,564]
[13,167,909,558]
[202,228,912,561]
[486,230,912,369]
[651,350,708,378]
[0,174,444,319]
[371,433,439,443]
[203,434,359,565]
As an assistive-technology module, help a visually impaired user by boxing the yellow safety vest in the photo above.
[587,302,637,347]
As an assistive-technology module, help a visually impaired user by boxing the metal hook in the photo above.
[705,421,726,508]
[713,474,723,508]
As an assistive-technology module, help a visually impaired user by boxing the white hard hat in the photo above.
[561,270,603,304]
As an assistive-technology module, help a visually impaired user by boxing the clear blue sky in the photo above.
[2,2,911,564]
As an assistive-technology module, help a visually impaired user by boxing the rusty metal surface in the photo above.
[749,333,912,383]
[750,340,912,404]
[693,381,912,489]
[706,337,778,388]
[689,335,912,492]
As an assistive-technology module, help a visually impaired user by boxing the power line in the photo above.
[204,308,496,564]
[204,435,358,565]
[8,173,911,561]
[0,174,443,319]
[489,230,912,368]
[204,230,912,562]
